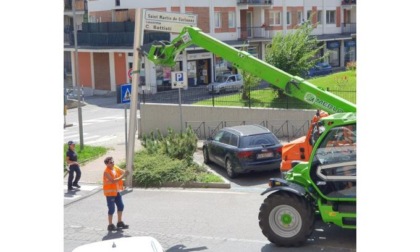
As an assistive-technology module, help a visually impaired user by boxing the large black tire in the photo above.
[203,147,211,164]
[258,193,315,247]
[225,158,238,178]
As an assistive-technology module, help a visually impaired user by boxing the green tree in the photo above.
[265,19,327,97]
[237,44,262,100]
[239,69,261,100]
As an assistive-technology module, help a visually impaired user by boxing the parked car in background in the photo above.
[307,62,333,77]
[207,74,243,94]
[203,124,282,178]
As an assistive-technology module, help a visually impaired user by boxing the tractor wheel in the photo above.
[258,193,314,247]
[203,147,211,164]
[225,158,238,178]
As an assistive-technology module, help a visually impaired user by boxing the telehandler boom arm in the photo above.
[147,26,356,114]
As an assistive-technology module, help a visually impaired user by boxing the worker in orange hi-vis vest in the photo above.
[103,156,130,232]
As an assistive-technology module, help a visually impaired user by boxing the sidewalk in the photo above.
[64,140,206,185]
[64,140,142,185]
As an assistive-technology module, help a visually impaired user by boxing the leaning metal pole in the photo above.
[126,8,143,188]
[72,0,84,149]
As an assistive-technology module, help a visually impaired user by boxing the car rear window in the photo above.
[239,133,279,148]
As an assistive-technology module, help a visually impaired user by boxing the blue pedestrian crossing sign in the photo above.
[120,84,132,104]
[171,71,187,89]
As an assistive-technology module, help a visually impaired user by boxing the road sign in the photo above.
[119,84,132,104]
[171,71,187,89]
[128,68,133,80]
[143,10,197,33]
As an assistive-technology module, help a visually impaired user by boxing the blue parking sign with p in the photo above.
[171,71,187,89]
[175,73,184,82]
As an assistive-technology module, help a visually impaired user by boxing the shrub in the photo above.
[132,152,219,187]
[141,126,198,165]
[346,61,356,71]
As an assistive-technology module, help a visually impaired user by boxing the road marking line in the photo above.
[85,135,117,145]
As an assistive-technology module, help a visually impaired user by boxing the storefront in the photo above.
[344,40,356,65]
[326,41,341,67]
[154,54,183,91]
[187,51,212,86]
[214,55,231,78]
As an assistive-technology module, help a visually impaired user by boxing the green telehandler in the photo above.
[145,26,356,246]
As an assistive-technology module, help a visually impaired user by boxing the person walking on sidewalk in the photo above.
[66,140,81,192]
[103,156,129,231]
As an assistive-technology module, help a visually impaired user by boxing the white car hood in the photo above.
[72,236,163,252]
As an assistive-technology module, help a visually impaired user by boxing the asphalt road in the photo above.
[64,188,356,252]
[64,94,356,252]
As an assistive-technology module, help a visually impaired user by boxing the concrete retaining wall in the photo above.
[139,103,317,141]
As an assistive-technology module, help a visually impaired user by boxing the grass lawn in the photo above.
[195,70,356,107]
[309,70,356,90]
[63,144,108,172]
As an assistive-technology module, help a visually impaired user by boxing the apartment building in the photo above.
[64,0,356,94]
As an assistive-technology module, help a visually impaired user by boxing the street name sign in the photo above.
[143,10,197,33]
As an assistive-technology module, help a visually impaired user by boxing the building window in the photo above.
[287,11,291,25]
[269,11,281,25]
[215,12,221,28]
[228,12,235,28]
[326,10,336,24]
[298,11,303,23]
[307,10,312,21]
[317,10,322,24]
[115,0,120,7]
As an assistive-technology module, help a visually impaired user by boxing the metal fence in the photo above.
[184,119,308,141]
[139,83,356,109]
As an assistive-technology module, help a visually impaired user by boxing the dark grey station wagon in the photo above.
[203,125,282,178]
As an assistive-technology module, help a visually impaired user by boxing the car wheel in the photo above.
[225,158,238,178]
[258,193,315,247]
[203,147,211,164]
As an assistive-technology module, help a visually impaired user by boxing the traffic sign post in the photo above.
[143,10,197,33]
[125,10,197,188]
[117,84,132,104]
[128,68,133,80]
[121,84,132,104]
[171,71,187,89]
[171,71,187,132]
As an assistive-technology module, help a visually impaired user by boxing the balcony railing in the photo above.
[64,0,85,11]
[237,0,272,5]
[66,21,170,47]
[237,26,272,40]
[342,0,356,5]
[237,23,357,41]
[341,23,356,34]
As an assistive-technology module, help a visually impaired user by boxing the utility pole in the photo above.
[126,8,143,188]
[72,0,84,149]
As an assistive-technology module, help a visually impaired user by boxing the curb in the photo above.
[64,184,103,207]
[133,181,231,189]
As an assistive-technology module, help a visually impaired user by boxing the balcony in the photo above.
[64,0,85,12]
[237,26,273,40]
[237,0,272,5]
[341,23,356,34]
[342,0,356,5]
[66,21,170,47]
